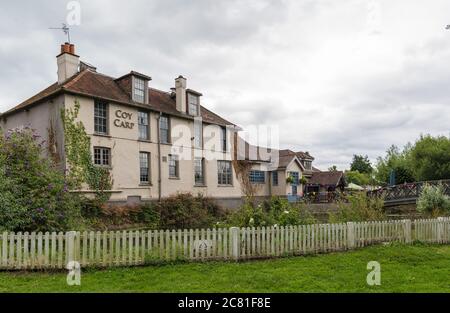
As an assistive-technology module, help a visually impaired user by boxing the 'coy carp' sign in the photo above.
[114,110,135,129]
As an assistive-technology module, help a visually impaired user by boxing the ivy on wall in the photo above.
[61,99,112,204]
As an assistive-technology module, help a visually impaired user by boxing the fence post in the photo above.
[437,217,444,243]
[230,227,240,261]
[403,219,412,244]
[346,222,355,249]
[66,231,76,265]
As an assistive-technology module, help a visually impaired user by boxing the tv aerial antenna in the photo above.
[49,23,71,43]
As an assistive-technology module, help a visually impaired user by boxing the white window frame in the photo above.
[133,77,146,103]
[188,93,199,116]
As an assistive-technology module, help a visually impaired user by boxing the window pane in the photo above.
[140,152,150,183]
[94,147,110,166]
[249,170,265,183]
[134,78,145,103]
[169,155,178,178]
[188,94,199,115]
[217,161,232,185]
[160,116,169,143]
[288,172,299,185]
[138,111,149,140]
[272,171,278,186]
[220,126,227,151]
[194,158,204,185]
[94,101,108,134]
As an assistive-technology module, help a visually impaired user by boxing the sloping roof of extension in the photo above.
[308,171,345,186]
[235,141,306,170]
[278,149,305,170]
[295,151,314,160]
[0,69,235,128]
[279,149,314,161]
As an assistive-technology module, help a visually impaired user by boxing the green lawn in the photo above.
[0,243,449,293]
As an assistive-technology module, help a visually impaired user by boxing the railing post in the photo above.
[230,227,240,261]
[403,219,412,244]
[66,231,76,265]
[346,222,355,249]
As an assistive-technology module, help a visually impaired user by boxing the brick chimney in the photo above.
[57,42,79,84]
[175,75,187,113]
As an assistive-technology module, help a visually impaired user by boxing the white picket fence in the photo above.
[0,217,448,270]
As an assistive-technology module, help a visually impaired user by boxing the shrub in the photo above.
[417,184,450,217]
[226,197,316,227]
[151,193,225,229]
[329,192,385,223]
[0,128,84,232]
[226,201,272,227]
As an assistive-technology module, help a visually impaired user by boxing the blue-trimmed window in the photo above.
[288,171,299,185]
[272,171,278,186]
[249,170,265,184]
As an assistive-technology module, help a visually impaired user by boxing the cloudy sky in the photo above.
[1,0,449,169]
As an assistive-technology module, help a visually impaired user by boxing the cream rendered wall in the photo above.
[271,170,288,196]
[0,95,65,163]
[250,163,271,197]
[285,160,305,196]
[64,94,243,201]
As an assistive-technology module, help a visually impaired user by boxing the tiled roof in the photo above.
[295,151,314,160]
[308,171,345,186]
[236,145,305,170]
[1,69,235,127]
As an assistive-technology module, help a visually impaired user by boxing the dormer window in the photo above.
[133,78,145,103]
[188,93,199,116]
[304,160,312,170]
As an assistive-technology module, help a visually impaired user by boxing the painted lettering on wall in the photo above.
[114,110,135,129]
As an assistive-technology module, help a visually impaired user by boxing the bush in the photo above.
[417,184,450,217]
[226,197,316,227]
[0,128,84,232]
[329,192,385,223]
[81,201,160,230]
[151,193,225,229]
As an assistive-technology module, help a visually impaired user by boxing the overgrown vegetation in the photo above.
[225,197,316,227]
[0,127,84,231]
[78,193,225,230]
[232,159,259,201]
[151,193,226,229]
[329,192,385,223]
[61,99,112,204]
[416,184,450,217]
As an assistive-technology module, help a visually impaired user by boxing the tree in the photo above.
[328,165,338,171]
[345,170,370,186]
[410,135,450,181]
[350,155,373,174]
[375,145,415,185]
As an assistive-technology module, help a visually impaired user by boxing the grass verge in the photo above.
[0,243,449,292]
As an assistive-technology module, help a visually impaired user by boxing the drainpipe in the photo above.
[268,171,272,197]
[157,112,162,202]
